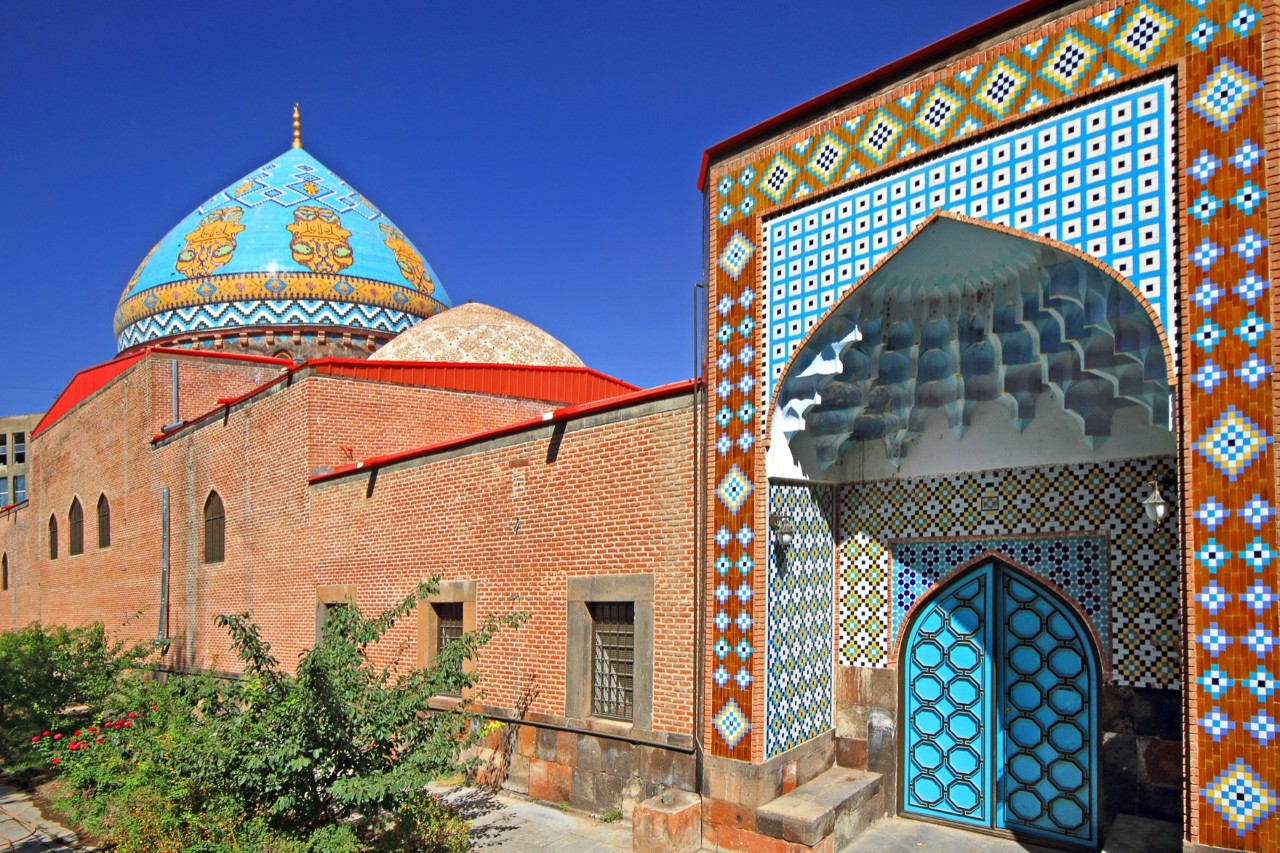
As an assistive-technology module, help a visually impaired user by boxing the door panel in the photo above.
[902,564,993,828]
[901,560,1098,848]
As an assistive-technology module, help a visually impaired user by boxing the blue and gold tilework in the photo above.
[761,80,1175,400]
[710,0,1244,232]
[837,457,1177,688]
[114,147,450,351]
[764,483,835,758]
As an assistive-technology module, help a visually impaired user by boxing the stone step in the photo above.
[754,766,884,849]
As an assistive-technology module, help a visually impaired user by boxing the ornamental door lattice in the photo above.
[901,559,1099,848]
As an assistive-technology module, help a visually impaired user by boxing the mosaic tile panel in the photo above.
[710,0,1238,232]
[838,456,1177,688]
[1181,32,1279,849]
[762,79,1175,399]
[764,483,835,758]
[709,226,759,759]
[890,535,1107,651]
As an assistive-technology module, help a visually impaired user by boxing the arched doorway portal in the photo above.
[899,556,1101,847]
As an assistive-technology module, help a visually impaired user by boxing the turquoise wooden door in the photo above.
[901,559,1099,848]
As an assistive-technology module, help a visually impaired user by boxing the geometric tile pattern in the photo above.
[116,297,421,350]
[890,534,1108,653]
[706,6,1280,829]
[765,483,835,758]
[838,456,1177,688]
[1182,30,1279,846]
[761,79,1174,398]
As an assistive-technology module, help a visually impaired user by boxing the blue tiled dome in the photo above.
[114,147,451,353]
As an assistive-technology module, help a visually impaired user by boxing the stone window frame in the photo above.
[418,580,476,702]
[566,574,653,731]
[315,584,356,644]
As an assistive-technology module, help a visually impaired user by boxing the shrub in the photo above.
[0,621,153,770]
[30,580,522,851]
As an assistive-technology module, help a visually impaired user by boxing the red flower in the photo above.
[150,705,158,711]
[52,733,61,740]
[127,712,136,719]
[30,736,39,743]
[51,757,60,765]
[95,737,103,744]
[42,730,49,737]
[123,721,132,728]
[74,730,81,736]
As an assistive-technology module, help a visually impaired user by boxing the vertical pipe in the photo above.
[170,359,179,428]
[156,486,169,646]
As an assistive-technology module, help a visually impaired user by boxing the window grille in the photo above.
[435,602,464,697]
[13,433,24,464]
[590,602,635,721]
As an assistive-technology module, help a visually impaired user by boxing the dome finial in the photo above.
[292,103,302,149]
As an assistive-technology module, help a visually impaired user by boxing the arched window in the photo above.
[2,554,8,591]
[69,498,84,556]
[204,491,225,564]
[97,494,111,548]
[48,515,58,560]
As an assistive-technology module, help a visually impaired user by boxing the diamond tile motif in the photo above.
[758,154,799,203]
[713,698,751,749]
[913,85,964,141]
[1112,3,1178,66]
[806,132,850,184]
[1190,59,1261,130]
[1194,406,1271,480]
[717,232,755,281]
[856,109,905,163]
[716,464,753,513]
[1203,761,1277,834]
[1040,30,1099,92]
[974,58,1028,116]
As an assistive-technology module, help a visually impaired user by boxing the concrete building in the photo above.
[0,413,40,512]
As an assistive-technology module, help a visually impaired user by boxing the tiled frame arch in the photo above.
[705,1,1276,847]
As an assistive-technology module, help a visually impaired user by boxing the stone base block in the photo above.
[633,790,701,853]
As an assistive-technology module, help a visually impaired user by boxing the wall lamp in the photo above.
[771,512,795,547]
[1142,480,1171,525]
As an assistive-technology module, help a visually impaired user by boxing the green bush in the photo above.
[0,621,153,769]
[28,580,522,851]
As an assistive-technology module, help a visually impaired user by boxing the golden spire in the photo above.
[292,103,302,149]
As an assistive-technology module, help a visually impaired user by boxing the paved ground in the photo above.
[3,780,1184,853]
[841,814,1183,853]
[0,785,86,852]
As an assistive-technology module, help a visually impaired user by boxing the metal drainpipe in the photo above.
[165,359,180,430]
[156,486,169,647]
[693,188,711,784]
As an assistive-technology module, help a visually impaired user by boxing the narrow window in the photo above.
[0,479,7,507]
[203,491,225,564]
[13,433,24,465]
[0,435,7,466]
[590,602,635,721]
[434,602,464,696]
[48,515,58,560]
[2,554,8,591]
[97,494,111,548]
[13,476,25,504]
[68,498,83,556]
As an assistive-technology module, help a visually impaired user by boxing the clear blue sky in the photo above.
[0,0,1011,415]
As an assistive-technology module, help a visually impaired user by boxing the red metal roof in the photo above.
[33,348,291,438]
[310,379,700,484]
[307,358,638,404]
[697,0,1062,190]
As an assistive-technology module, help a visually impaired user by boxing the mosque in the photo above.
[3,0,1279,850]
